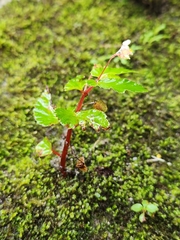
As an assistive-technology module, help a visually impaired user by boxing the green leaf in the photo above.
[64,75,98,91]
[55,108,109,130]
[35,137,52,157]
[139,213,146,222]
[77,109,109,130]
[64,76,87,91]
[131,203,143,212]
[55,108,79,128]
[86,79,98,87]
[33,90,59,126]
[142,200,149,208]
[146,203,158,213]
[98,78,147,93]
[91,67,135,78]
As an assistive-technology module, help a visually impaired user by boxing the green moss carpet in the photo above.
[0,0,180,239]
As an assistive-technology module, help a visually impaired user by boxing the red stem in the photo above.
[60,128,72,177]
[59,54,116,176]
[75,90,88,112]
[52,149,61,157]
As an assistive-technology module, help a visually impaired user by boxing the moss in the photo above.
[0,0,180,239]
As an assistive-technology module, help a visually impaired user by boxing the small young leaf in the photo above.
[91,67,135,78]
[142,200,149,208]
[64,78,98,92]
[55,108,79,128]
[35,137,52,157]
[146,203,158,213]
[90,66,102,77]
[64,76,87,91]
[33,90,59,126]
[77,109,109,130]
[86,79,98,87]
[139,213,146,222]
[98,78,147,93]
[131,203,143,212]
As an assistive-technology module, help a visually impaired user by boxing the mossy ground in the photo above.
[0,0,180,239]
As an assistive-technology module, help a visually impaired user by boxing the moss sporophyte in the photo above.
[33,40,147,177]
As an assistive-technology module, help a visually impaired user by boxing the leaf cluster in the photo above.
[33,66,146,156]
[131,200,159,222]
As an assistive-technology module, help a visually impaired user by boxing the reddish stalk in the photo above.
[52,149,61,157]
[59,128,72,177]
[96,54,116,81]
[59,54,116,176]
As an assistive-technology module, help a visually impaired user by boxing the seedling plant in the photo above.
[33,40,147,176]
[131,200,159,222]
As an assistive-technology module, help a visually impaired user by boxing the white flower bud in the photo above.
[116,39,133,59]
